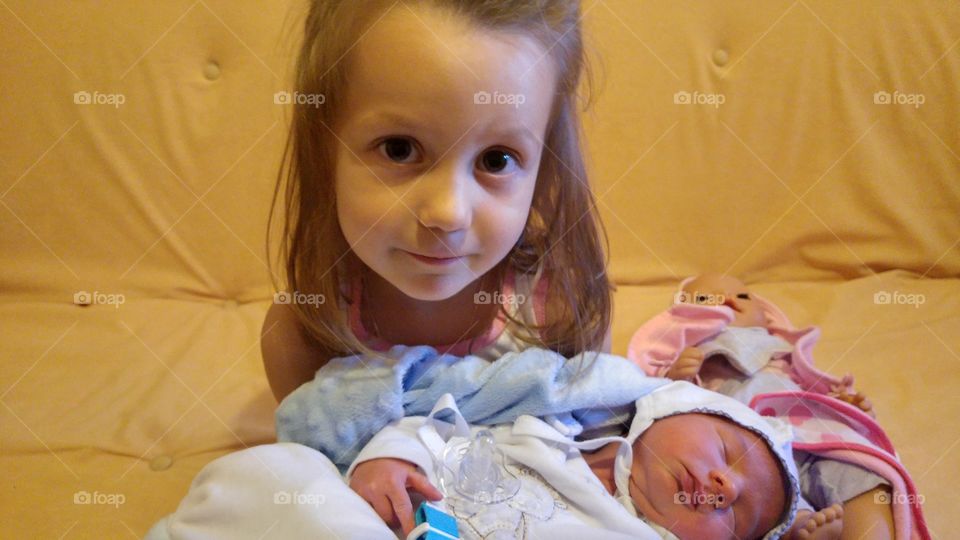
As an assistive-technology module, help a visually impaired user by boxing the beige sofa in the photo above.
[1,1,957,538]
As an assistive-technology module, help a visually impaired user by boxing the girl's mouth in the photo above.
[405,251,463,266]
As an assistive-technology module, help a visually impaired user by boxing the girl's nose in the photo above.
[413,166,472,233]
[707,469,739,510]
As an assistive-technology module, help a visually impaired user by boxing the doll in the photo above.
[666,273,873,417]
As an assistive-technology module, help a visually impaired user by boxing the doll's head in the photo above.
[680,273,766,328]
[628,412,789,540]
[270,0,611,357]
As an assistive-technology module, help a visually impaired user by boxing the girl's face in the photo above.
[334,5,557,301]
[629,413,786,540]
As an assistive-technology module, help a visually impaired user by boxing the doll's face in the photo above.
[629,413,787,540]
[680,274,766,327]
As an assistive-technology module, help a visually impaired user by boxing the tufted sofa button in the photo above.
[712,49,729,67]
[150,455,173,471]
[203,60,221,81]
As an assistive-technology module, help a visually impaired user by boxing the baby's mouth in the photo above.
[680,466,698,510]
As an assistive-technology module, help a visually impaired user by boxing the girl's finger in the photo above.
[407,471,443,500]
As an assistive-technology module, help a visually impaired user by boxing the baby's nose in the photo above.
[707,469,739,510]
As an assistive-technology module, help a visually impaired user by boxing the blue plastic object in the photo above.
[413,501,460,540]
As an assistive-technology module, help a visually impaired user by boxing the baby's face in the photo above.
[680,274,766,327]
[629,413,786,540]
[334,3,557,302]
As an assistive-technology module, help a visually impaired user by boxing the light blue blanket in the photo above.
[276,345,669,468]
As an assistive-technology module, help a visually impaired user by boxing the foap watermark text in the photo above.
[274,91,326,108]
[474,291,526,306]
[873,90,925,108]
[674,291,725,306]
[875,491,924,505]
[274,291,326,307]
[474,91,525,108]
[74,91,125,108]
[74,290,125,308]
[74,490,126,508]
[274,490,325,506]
[873,290,925,308]
[674,90,725,108]
[674,491,725,508]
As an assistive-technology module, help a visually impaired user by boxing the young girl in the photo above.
[260,1,614,532]
[261,0,612,413]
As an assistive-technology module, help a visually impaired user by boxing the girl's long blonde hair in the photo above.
[267,0,613,358]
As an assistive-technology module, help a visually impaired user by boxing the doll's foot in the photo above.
[829,389,876,418]
[788,504,844,540]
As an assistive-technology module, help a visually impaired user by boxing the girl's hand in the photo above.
[666,346,705,381]
[349,457,443,535]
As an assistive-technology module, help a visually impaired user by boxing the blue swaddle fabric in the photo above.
[275,345,670,468]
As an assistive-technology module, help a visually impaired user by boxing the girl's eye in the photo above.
[378,137,421,164]
[736,293,750,300]
[477,149,519,175]
[696,294,708,304]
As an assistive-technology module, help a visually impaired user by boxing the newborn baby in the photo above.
[585,410,788,539]
[349,381,800,540]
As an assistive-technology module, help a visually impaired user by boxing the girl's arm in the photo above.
[261,302,333,403]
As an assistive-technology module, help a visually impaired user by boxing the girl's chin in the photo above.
[392,274,474,302]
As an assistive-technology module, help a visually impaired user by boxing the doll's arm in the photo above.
[664,346,706,382]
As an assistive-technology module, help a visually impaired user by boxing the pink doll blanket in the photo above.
[752,392,930,540]
[626,280,853,394]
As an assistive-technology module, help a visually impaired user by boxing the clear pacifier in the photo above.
[439,429,519,505]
